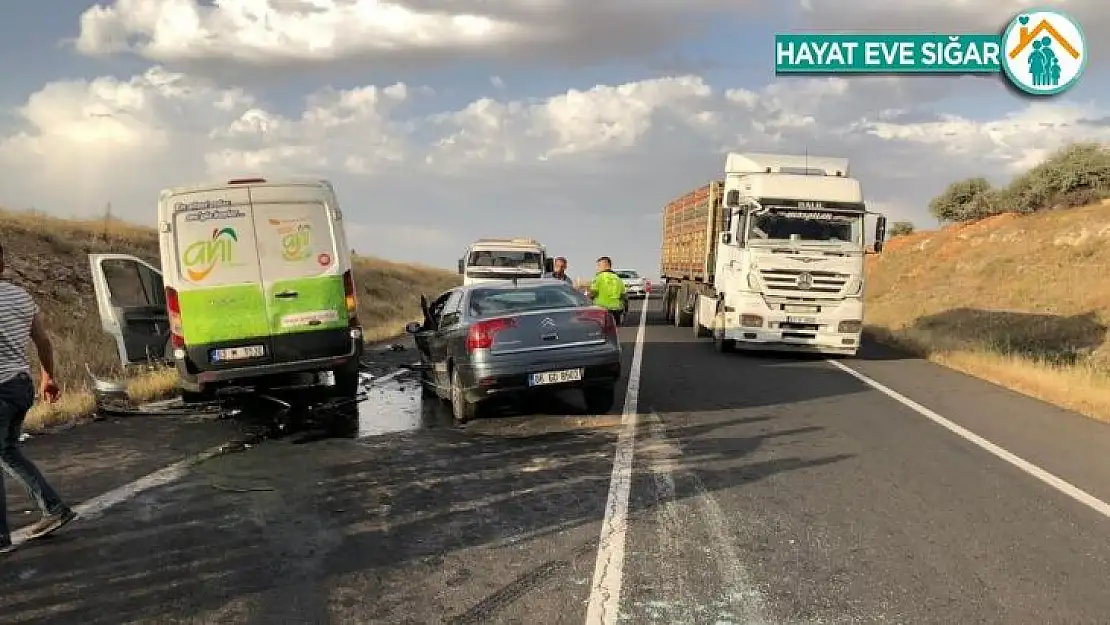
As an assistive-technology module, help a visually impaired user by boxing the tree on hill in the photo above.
[888,221,915,237]
[1006,142,1110,213]
[928,177,1004,223]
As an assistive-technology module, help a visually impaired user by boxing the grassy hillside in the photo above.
[0,208,460,430]
[865,200,1110,421]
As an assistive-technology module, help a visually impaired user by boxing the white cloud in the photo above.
[2,63,1103,277]
[73,0,755,71]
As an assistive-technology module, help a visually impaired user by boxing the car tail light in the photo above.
[342,270,359,327]
[466,317,517,352]
[575,308,617,338]
[166,287,184,348]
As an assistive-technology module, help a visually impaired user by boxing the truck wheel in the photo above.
[692,302,711,338]
[674,285,693,327]
[583,382,617,414]
[713,323,735,353]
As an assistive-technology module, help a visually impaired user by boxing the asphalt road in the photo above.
[5,297,1110,624]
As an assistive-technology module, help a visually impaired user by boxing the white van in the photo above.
[89,177,364,423]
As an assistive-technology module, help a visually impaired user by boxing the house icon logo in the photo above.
[1001,10,1086,96]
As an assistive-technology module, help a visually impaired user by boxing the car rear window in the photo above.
[469,285,587,316]
[616,271,640,278]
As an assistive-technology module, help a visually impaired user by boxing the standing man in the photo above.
[0,242,76,554]
[588,256,628,324]
[549,256,572,284]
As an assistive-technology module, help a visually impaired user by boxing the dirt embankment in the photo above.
[0,208,461,430]
[865,200,1110,421]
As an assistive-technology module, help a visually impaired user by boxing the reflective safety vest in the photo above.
[590,270,626,311]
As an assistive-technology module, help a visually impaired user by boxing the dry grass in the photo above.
[865,200,1110,421]
[0,207,460,431]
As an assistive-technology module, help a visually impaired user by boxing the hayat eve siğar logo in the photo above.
[1001,9,1086,95]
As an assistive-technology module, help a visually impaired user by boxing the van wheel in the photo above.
[583,383,617,414]
[450,369,478,424]
[327,359,361,437]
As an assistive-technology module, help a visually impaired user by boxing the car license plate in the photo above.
[785,316,816,324]
[784,305,818,314]
[211,345,264,362]
[529,368,583,386]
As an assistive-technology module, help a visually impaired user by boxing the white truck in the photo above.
[661,152,887,356]
[458,238,554,286]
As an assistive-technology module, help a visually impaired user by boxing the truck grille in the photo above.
[759,269,848,296]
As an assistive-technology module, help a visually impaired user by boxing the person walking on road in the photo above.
[0,242,76,554]
[549,256,572,284]
[587,256,628,325]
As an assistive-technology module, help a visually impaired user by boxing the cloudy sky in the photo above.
[0,1,1106,279]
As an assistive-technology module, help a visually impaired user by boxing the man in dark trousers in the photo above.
[0,242,76,554]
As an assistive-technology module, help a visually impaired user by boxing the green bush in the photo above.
[928,177,1004,223]
[888,221,915,237]
[927,142,1110,223]
[1007,142,1110,213]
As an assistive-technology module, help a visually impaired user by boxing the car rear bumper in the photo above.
[625,285,647,298]
[457,346,622,402]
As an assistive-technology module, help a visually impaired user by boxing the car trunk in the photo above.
[488,308,607,355]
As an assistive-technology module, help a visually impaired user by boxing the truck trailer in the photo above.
[660,152,887,356]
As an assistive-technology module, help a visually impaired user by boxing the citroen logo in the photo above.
[540,317,557,328]
[796,272,813,289]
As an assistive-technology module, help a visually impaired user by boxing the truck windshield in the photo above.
[467,250,543,270]
[747,209,862,244]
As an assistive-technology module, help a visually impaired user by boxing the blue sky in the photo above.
[0,1,1105,280]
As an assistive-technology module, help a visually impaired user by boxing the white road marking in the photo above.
[585,302,649,625]
[10,441,235,546]
[827,359,1110,519]
[641,412,770,624]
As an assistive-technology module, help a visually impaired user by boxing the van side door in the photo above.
[88,254,170,367]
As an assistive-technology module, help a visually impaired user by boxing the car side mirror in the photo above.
[405,321,422,334]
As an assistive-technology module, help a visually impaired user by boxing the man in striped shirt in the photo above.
[0,242,76,554]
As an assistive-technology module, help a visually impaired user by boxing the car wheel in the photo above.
[450,368,477,424]
[583,382,617,414]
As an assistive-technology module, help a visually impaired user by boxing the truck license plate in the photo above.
[211,345,264,362]
[784,305,818,314]
[785,316,816,324]
[529,368,583,386]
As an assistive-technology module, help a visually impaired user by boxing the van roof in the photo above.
[159,177,335,199]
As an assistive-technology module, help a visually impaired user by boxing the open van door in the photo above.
[88,254,170,367]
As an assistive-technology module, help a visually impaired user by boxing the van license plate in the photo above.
[529,368,583,386]
[211,345,264,362]
[785,316,816,324]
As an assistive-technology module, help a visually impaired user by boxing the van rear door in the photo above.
[169,186,275,371]
[247,183,351,364]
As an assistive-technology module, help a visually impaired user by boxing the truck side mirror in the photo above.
[457,259,464,274]
[874,216,887,254]
[726,190,740,208]
[544,258,554,273]
[721,232,732,245]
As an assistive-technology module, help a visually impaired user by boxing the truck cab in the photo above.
[458,238,554,286]
[678,152,887,356]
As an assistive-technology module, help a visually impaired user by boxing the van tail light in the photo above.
[166,287,185,348]
[466,317,517,352]
[342,270,359,327]
[575,308,617,338]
